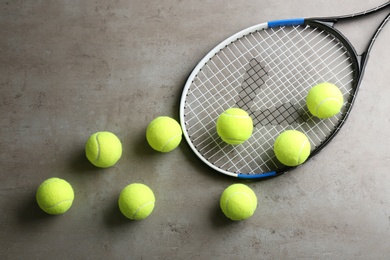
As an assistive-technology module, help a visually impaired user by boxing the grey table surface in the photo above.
[1,0,390,259]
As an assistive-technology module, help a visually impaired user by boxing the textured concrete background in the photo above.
[1,0,390,259]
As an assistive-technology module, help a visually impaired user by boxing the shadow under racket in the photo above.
[197,57,344,174]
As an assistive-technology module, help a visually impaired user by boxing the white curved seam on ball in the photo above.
[132,201,154,219]
[161,133,181,151]
[41,178,59,187]
[225,191,254,216]
[94,133,101,163]
[45,199,73,209]
[297,139,308,165]
[315,97,341,116]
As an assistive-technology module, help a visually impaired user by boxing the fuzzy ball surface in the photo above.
[85,131,122,168]
[220,183,257,221]
[216,108,253,145]
[36,177,74,215]
[306,82,344,118]
[118,183,155,220]
[274,130,311,166]
[146,117,182,152]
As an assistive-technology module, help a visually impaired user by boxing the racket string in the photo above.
[183,24,357,174]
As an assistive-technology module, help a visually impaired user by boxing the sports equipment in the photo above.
[118,183,155,220]
[306,82,344,118]
[220,183,257,221]
[179,3,390,179]
[146,116,182,152]
[36,177,74,215]
[85,131,122,168]
[274,130,311,166]
[216,108,253,145]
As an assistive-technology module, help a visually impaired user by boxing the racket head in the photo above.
[179,12,385,179]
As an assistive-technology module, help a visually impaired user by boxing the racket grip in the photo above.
[268,18,304,28]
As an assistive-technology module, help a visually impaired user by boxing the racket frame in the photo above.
[179,3,390,179]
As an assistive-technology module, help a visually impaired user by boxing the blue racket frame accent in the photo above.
[268,18,305,28]
[238,172,277,179]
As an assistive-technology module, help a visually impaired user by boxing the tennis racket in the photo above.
[179,2,390,179]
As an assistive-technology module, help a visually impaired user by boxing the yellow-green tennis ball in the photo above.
[220,183,257,221]
[118,183,155,220]
[85,131,122,168]
[306,82,344,119]
[216,108,253,145]
[146,116,182,152]
[36,177,74,215]
[274,130,311,166]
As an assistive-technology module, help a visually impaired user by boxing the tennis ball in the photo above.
[274,130,311,166]
[216,108,253,145]
[220,183,257,221]
[85,131,122,168]
[306,82,344,118]
[118,183,155,220]
[36,177,74,215]
[146,116,182,152]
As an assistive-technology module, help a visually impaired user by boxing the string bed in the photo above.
[182,24,356,175]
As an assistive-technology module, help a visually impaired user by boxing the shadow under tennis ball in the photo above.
[67,147,103,175]
[131,127,163,157]
[209,202,240,228]
[16,189,55,225]
[103,195,138,228]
